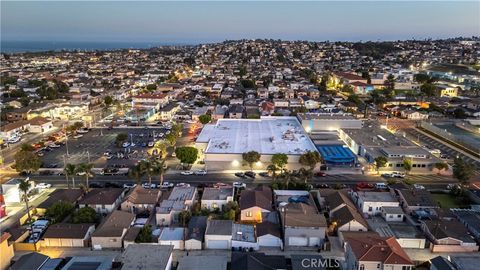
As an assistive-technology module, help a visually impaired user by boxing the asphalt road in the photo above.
[27,172,456,189]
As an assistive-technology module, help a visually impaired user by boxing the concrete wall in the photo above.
[91,235,124,250]
[0,238,14,270]
[430,244,479,253]
[258,234,283,249]
[201,199,232,211]
[184,239,202,250]
[285,227,326,247]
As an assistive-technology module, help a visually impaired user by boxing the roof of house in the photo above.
[423,219,476,243]
[37,189,84,209]
[231,252,287,270]
[29,116,51,126]
[43,223,94,239]
[240,186,272,211]
[121,244,173,270]
[123,227,142,242]
[281,202,327,228]
[92,210,135,237]
[187,216,208,241]
[78,188,124,205]
[345,235,413,265]
[124,186,160,205]
[205,220,233,236]
[334,72,365,81]
[398,189,438,208]
[256,221,281,238]
[331,204,368,229]
[326,190,352,210]
[202,187,233,201]
[177,255,228,270]
[430,256,457,270]
[11,252,50,270]
[61,256,112,270]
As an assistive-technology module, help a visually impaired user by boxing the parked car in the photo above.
[194,170,207,175]
[181,171,194,175]
[234,172,247,178]
[233,182,246,189]
[316,183,330,189]
[141,182,151,189]
[214,182,230,188]
[105,181,122,188]
[36,183,52,189]
[160,182,174,189]
[244,171,256,178]
[258,172,270,177]
[375,182,388,189]
[73,134,83,139]
[122,142,131,148]
[413,184,426,190]
[176,183,191,187]
[89,182,104,188]
[392,172,406,178]
[316,171,327,177]
[123,183,137,189]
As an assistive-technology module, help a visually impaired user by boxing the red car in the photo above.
[316,172,327,177]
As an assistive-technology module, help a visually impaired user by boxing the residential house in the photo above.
[381,206,405,222]
[0,233,14,270]
[201,187,234,211]
[280,201,327,247]
[256,221,283,249]
[158,227,185,250]
[400,110,429,120]
[231,223,258,251]
[396,189,439,215]
[435,84,458,97]
[91,210,135,250]
[28,117,53,133]
[327,191,368,232]
[10,253,51,270]
[240,186,273,223]
[452,209,480,241]
[204,220,233,249]
[420,219,479,252]
[156,186,197,226]
[121,244,173,270]
[231,252,287,270]
[158,103,180,121]
[257,88,269,99]
[228,104,244,119]
[185,216,207,250]
[42,223,95,248]
[78,188,125,214]
[259,101,275,116]
[344,234,413,270]
[121,186,161,214]
[35,189,84,215]
[351,191,400,216]
[212,105,228,120]
[177,255,228,270]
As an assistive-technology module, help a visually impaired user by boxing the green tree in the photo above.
[434,162,449,172]
[136,225,153,243]
[76,163,94,189]
[18,179,32,222]
[175,146,198,165]
[146,84,157,91]
[104,95,113,107]
[299,151,322,170]
[72,206,98,223]
[267,164,278,181]
[171,123,183,138]
[20,143,35,152]
[223,209,236,220]
[384,74,396,90]
[420,83,436,97]
[453,157,474,185]
[45,201,75,223]
[178,210,191,227]
[403,159,412,175]
[128,164,145,185]
[198,114,211,125]
[165,133,177,146]
[374,156,388,173]
[14,150,41,174]
[414,74,431,84]
[271,153,288,172]
[281,170,295,189]
[242,151,261,171]
[64,163,76,189]
[115,133,128,146]
[298,167,314,184]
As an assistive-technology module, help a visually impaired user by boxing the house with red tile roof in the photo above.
[344,234,413,270]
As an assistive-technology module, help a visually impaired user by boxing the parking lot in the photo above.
[41,127,172,168]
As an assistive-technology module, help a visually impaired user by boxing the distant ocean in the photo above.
[0,41,194,53]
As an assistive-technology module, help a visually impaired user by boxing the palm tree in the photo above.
[282,170,295,189]
[151,159,167,186]
[298,167,314,184]
[128,165,145,185]
[77,163,94,190]
[64,163,76,189]
[138,160,154,185]
[267,164,278,181]
[18,179,32,222]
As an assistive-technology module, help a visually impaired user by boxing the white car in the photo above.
[233,182,246,189]
[180,171,194,175]
[122,142,131,148]
[176,183,191,187]
[148,141,154,147]
[194,170,207,175]
[123,183,137,189]
[141,183,151,189]
[73,134,83,139]
[48,143,60,148]
[36,183,52,189]
[161,182,174,189]
[77,128,89,134]
[413,184,426,190]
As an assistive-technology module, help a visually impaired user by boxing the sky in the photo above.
[1,1,479,43]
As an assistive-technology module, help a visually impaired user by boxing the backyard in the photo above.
[431,193,469,209]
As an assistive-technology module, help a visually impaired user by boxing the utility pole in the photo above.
[63,154,70,189]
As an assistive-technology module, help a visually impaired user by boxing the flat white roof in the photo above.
[197,117,317,155]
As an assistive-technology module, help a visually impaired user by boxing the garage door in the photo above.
[400,239,422,249]
[60,238,73,247]
[289,237,308,246]
[207,240,229,249]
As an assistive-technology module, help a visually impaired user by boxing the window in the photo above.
[246,211,252,217]
[360,264,365,270]
[377,263,380,268]
[397,215,402,218]
[368,207,373,212]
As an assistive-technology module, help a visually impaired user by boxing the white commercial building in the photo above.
[196,117,318,170]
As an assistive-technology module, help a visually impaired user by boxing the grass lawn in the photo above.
[431,193,464,209]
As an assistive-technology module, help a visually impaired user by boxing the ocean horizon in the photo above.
[0,40,196,53]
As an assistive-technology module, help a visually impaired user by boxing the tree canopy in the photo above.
[46,201,75,223]
[242,151,261,170]
[175,146,198,164]
[271,153,288,171]
[299,151,322,170]
[72,206,98,224]
[199,114,212,125]
[453,157,474,185]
